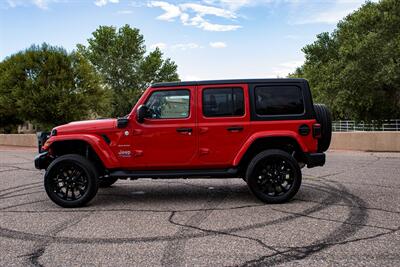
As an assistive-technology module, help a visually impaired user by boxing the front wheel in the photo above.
[246,149,302,204]
[44,154,99,208]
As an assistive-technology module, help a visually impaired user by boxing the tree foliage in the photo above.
[291,0,400,121]
[78,25,179,117]
[0,44,110,131]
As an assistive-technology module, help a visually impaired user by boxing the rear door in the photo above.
[197,84,250,168]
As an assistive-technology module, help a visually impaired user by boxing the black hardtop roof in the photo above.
[151,78,307,88]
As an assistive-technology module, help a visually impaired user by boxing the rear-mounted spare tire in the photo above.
[313,104,332,152]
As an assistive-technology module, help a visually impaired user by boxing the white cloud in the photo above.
[171,42,202,50]
[291,0,378,25]
[5,0,126,9]
[207,0,377,25]
[180,3,236,19]
[199,20,241,31]
[94,0,119,7]
[130,1,146,8]
[294,8,353,24]
[217,0,253,10]
[6,0,16,8]
[148,1,181,21]
[204,0,264,11]
[150,42,167,50]
[272,60,304,77]
[4,0,374,29]
[180,14,241,31]
[116,10,133,14]
[149,42,202,51]
[148,1,241,31]
[33,0,49,9]
[209,41,227,48]
[6,0,59,10]
[94,0,106,7]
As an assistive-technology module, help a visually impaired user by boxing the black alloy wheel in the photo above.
[44,154,99,208]
[246,149,301,204]
[50,163,88,200]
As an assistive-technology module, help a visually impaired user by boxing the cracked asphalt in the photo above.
[0,146,399,266]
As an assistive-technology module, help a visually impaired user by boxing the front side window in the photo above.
[203,88,244,117]
[145,90,190,119]
[255,86,304,116]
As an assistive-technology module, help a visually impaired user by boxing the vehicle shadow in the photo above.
[90,179,329,208]
[94,179,255,207]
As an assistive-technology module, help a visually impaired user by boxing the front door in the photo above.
[129,86,197,169]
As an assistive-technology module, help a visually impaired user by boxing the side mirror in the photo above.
[117,117,129,128]
[136,105,149,123]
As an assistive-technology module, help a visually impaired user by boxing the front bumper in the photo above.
[34,152,51,170]
[305,153,325,168]
[37,132,50,153]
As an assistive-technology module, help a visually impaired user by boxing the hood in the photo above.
[54,119,117,135]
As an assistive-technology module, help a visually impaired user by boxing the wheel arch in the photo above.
[45,134,119,169]
[233,132,307,174]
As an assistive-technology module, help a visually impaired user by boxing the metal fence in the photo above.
[332,120,400,132]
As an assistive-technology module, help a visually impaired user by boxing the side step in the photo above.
[108,168,238,179]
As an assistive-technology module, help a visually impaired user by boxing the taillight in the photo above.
[313,123,322,138]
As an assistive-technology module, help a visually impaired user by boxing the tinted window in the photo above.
[255,86,304,115]
[145,90,190,119]
[203,88,244,117]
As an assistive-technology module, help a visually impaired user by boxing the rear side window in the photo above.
[203,88,244,117]
[255,86,304,115]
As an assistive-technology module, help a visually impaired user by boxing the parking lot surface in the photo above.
[0,146,399,266]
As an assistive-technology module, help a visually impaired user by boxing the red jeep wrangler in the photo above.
[35,79,331,208]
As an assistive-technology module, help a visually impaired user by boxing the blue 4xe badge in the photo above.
[118,150,131,157]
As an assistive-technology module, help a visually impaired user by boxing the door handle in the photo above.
[176,128,193,134]
[227,126,244,132]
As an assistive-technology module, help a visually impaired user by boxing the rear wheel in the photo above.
[246,149,301,204]
[44,154,99,208]
[314,104,332,152]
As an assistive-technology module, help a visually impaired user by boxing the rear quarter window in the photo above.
[254,85,304,116]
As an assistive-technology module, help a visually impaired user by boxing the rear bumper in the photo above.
[34,152,51,170]
[305,152,325,168]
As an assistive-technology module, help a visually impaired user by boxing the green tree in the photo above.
[291,0,400,121]
[0,43,110,131]
[0,61,23,133]
[77,24,179,117]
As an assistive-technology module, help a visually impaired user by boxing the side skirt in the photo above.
[108,168,238,179]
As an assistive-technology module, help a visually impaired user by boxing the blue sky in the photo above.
[0,0,371,80]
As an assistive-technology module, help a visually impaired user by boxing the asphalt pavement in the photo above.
[0,146,399,266]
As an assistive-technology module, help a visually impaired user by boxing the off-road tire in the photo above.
[246,149,302,204]
[313,104,332,152]
[44,154,99,208]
